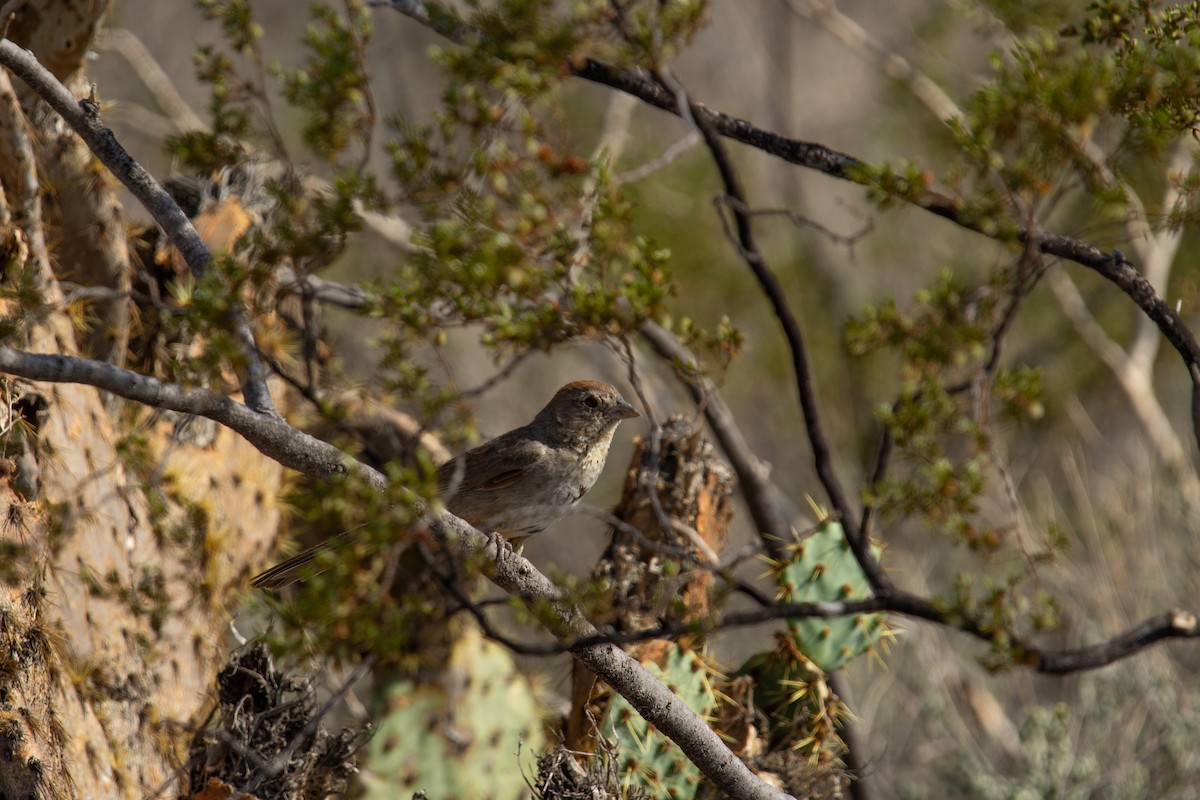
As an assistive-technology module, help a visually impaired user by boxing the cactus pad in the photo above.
[364,627,545,799]
[777,522,888,673]
[604,645,717,799]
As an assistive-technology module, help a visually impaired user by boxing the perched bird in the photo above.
[252,380,639,589]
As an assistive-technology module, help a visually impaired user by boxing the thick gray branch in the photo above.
[0,39,277,415]
[0,348,361,486]
[0,346,791,800]
[0,41,204,273]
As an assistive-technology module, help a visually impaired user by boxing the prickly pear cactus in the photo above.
[605,645,717,799]
[776,521,888,673]
[363,626,545,800]
[737,637,846,756]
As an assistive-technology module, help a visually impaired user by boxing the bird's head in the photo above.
[534,380,640,449]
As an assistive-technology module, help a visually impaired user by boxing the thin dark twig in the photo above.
[859,425,893,542]
[459,584,1199,675]
[638,321,800,561]
[423,543,542,653]
[460,351,534,398]
[731,576,776,608]
[655,67,885,592]
[573,503,696,560]
[275,266,373,310]
[611,335,712,563]
[947,233,1046,395]
[258,351,321,408]
[716,195,874,251]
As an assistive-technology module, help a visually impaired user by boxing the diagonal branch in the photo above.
[572,59,1200,392]
[0,38,277,416]
[0,345,790,800]
[654,68,888,593]
[0,348,364,487]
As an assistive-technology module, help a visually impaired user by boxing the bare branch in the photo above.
[656,67,885,592]
[274,265,374,310]
[435,574,1200,678]
[0,345,790,800]
[0,39,277,415]
[0,41,203,275]
[565,69,1200,434]
[0,348,367,487]
[781,0,964,125]
[616,130,700,184]
[96,28,205,131]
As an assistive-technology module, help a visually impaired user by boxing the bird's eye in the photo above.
[583,395,600,409]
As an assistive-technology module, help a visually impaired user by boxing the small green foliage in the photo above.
[845,159,934,208]
[163,0,685,452]
[774,522,889,673]
[953,32,1120,194]
[846,269,1045,549]
[167,41,253,172]
[668,314,746,372]
[260,463,440,665]
[588,0,711,65]
[384,120,671,357]
[197,0,262,52]
[993,365,1045,422]
[372,5,675,426]
[943,571,1064,668]
[274,1,375,161]
[1073,1,1200,142]
[853,2,1200,254]
[845,270,994,367]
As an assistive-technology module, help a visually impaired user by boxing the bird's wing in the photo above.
[437,431,548,495]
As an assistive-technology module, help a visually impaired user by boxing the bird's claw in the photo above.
[486,531,513,562]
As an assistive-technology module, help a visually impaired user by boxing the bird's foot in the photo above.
[485,531,513,562]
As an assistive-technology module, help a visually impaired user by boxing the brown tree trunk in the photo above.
[0,5,285,796]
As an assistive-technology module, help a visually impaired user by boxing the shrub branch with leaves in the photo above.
[3,1,1200,798]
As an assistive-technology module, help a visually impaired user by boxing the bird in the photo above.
[251,380,640,589]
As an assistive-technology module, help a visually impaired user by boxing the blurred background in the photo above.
[90,1,1200,796]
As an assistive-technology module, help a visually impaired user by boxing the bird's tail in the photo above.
[251,529,359,590]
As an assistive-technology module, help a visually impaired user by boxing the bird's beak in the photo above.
[608,400,640,421]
